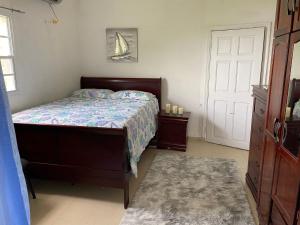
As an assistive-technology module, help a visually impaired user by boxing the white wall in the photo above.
[2,0,80,112]
[78,0,277,137]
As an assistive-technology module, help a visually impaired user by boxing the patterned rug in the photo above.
[120,151,255,225]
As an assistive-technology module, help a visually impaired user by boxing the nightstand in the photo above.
[157,110,191,151]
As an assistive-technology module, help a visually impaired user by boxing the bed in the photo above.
[13,77,161,208]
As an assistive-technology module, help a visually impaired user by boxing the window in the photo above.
[0,15,16,92]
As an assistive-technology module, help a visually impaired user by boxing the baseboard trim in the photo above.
[188,137,205,141]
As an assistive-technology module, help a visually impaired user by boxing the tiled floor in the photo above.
[30,139,258,225]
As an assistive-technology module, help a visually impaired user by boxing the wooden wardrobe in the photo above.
[251,0,300,224]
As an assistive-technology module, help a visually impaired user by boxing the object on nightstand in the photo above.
[165,103,171,113]
[158,110,191,151]
[178,107,184,115]
[286,107,291,118]
[172,105,178,114]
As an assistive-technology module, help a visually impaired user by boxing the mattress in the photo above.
[13,97,159,176]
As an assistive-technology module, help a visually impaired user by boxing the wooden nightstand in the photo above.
[157,110,191,151]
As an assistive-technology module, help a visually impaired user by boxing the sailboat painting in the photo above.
[106,28,138,63]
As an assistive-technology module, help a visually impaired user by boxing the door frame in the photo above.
[203,22,273,142]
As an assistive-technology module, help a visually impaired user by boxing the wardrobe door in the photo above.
[270,204,288,225]
[271,30,300,225]
[296,210,300,225]
[275,0,293,37]
[271,150,299,225]
[258,134,278,225]
[265,35,289,136]
[293,0,300,32]
[281,31,300,158]
[258,34,290,225]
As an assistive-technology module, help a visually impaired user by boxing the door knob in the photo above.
[273,118,281,143]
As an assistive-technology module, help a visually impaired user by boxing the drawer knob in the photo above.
[259,108,265,114]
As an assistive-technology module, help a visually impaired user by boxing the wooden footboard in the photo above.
[14,123,131,208]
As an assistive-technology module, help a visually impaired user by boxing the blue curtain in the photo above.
[0,68,30,224]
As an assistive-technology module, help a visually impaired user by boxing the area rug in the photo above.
[120,151,255,225]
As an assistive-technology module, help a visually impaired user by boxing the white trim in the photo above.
[0,9,13,17]
[0,12,18,92]
[202,22,273,140]
[0,55,14,58]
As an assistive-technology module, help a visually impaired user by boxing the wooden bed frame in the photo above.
[14,77,162,209]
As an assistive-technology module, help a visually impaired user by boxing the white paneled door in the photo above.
[207,28,265,150]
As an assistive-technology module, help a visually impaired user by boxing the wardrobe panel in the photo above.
[266,35,289,135]
[293,0,300,32]
[275,0,293,37]
[272,150,299,225]
[258,134,278,225]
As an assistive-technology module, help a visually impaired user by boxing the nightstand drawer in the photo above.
[254,99,266,119]
[157,111,190,151]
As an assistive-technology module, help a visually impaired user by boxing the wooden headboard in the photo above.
[81,77,162,109]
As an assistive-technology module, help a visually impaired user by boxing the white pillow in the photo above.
[110,90,156,101]
[72,89,114,99]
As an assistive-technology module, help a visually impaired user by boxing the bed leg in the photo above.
[124,177,129,209]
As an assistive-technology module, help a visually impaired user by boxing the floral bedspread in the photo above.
[13,97,159,176]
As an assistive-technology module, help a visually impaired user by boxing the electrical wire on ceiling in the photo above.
[0,6,25,14]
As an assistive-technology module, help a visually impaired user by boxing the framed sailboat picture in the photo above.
[106,28,138,63]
